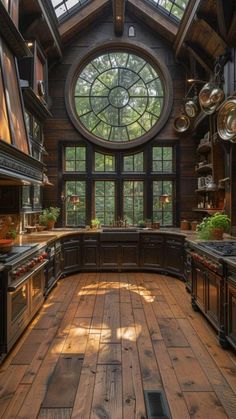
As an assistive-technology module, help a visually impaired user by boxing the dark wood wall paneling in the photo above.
[43,13,198,224]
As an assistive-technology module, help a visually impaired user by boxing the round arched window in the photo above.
[67,47,173,149]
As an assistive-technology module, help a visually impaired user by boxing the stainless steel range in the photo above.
[197,241,236,257]
[0,244,48,355]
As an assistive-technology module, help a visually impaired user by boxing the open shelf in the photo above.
[192,208,223,215]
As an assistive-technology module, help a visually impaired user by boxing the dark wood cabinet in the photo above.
[140,234,164,269]
[120,243,139,268]
[184,247,193,292]
[100,243,120,268]
[225,265,236,350]
[82,234,99,269]
[63,237,80,274]
[164,236,184,275]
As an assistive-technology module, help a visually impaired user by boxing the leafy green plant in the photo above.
[6,229,17,240]
[39,207,60,226]
[138,220,146,228]
[208,213,230,231]
[91,218,100,228]
[196,213,230,240]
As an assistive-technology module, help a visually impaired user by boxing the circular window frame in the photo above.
[65,41,173,150]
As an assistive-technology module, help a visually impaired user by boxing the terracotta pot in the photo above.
[211,227,224,240]
[180,220,190,230]
[47,220,55,230]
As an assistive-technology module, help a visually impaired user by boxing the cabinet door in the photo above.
[140,235,164,268]
[165,238,184,274]
[100,244,119,268]
[206,271,221,328]
[227,281,236,347]
[63,239,80,273]
[54,251,62,280]
[83,245,99,268]
[193,263,206,310]
[120,243,139,268]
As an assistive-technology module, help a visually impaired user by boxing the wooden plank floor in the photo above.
[0,272,236,419]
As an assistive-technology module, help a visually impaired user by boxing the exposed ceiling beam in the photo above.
[216,0,227,40]
[59,0,110,43]
[185,43,213,73]
[174,0,201,57]
[113,0,125,36]
[227,10,236,46]
[127,0,177,43]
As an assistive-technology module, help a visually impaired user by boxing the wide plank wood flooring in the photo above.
[0,272,236,419]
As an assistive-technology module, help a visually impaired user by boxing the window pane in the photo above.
[153,146,173,172]
[94,181,115,226]
[153,180,174,226]
[95,152,115,172]
[65,180,86,226]
[65,146,86,172]
[123,181,144,226]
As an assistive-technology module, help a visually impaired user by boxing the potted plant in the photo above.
[196,213,230,240]
[91,218,100,229]
[208,212,230,240]
[39,207,60,230]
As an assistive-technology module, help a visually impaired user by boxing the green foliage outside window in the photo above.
[123,152,144,172]
[153,180,173,226]
[65,146,86,171]
[123,181,144,225]
[146,0,189,21]
[152,146,173,172]
[95,152,115,172]
[95,181,115,226]
[65,180,86,226]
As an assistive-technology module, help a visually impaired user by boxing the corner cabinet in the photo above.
[62,236,80,274]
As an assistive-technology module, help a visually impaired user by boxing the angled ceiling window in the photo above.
[51,0,91,20]
[145,0,189,21]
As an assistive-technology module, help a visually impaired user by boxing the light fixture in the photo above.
[61,193,80,210]
[26,41,34,47]
[217,97,236,141]
[159,194,171,204]
[187,79,207,84]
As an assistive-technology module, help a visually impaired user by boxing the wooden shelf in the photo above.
[197,142,212,154]
[195,187,218,193]
[195,163,212,174]
[192,208,223,215]
[22,88,52,120]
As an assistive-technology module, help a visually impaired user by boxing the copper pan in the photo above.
[199,82,224,114]
[217,97,236,141]
[173,114,190,133]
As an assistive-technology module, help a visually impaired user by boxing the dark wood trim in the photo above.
[58,0,110,43]
[0,1,31,58]
[113,0,125,36]
[185,43,213,73]
[65,40,173,151]
[174,0,201,57]
[127,0,178,43]
[22,87,52,120]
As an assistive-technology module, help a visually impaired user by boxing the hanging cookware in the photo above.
[199,82,224,114]
[173,114,190,133]
[217,97,236,141]
[184,98,198,118]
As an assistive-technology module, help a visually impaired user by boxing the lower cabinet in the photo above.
[100,243,120,268]
[100,242,139,269]
[63,237,80,274]
[140,234,164,268]
[82,234,99,269]
[120,243,139,268]
[225,265,236,350]
[164,236,184,275]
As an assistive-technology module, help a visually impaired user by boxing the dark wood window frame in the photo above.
[59,139,178,227]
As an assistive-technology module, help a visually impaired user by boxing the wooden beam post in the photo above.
[113,0,125,36]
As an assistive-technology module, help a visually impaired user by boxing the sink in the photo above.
[100,230,139,241]
[102,228,138,232]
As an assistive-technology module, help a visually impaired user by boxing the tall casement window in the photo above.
[61,143,176,227]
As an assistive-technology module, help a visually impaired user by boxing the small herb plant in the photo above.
[208,213,230,231]
[196,213,230,240]
[39,207,60,226]
[91,218,100,228]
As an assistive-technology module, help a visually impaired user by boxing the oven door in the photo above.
[30,265,46,316]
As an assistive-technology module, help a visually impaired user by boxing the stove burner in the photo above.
[198,241,236,256]
[0,244,38,263]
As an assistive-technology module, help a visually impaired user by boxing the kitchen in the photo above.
[0,0,236,418]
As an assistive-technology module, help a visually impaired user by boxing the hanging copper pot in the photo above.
[217,97,236,141]
[173,114,190,133]
[199,82,224,114]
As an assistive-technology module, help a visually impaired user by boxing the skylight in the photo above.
[51,0,91,20]
[145,0,189,21]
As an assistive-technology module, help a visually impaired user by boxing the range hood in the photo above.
[0,141,43,185]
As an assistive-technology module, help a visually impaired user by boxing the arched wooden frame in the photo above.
[65,40,173,150]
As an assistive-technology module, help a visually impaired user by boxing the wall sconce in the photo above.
[128,26,135,37]
[159,194,171,204]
